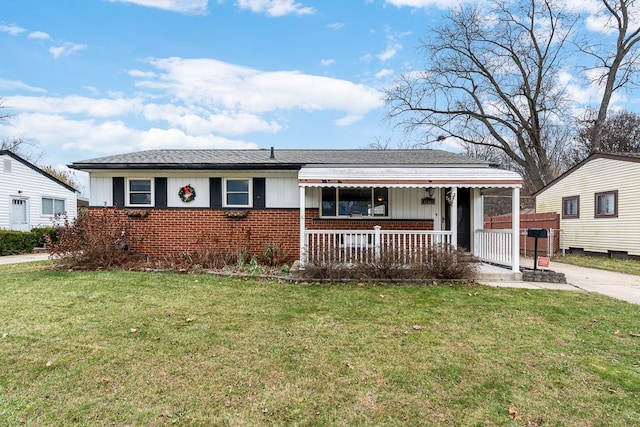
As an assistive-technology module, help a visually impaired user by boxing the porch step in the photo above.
[477,263,522,281]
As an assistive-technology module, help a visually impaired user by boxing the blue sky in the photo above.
[0,0,635,192]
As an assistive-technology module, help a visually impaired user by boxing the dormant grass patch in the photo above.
[0,262,638,426]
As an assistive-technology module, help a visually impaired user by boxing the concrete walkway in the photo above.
[481,257,640,305]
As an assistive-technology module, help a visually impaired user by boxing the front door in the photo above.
[456,188,471,251]
[10,197,29,231]
[444,188,471,251]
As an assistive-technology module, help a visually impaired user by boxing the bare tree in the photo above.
[0,99,42,162]
[386,0,578,191]
[581,0,640,153]
[41,165,80,190]
[569,110,640,165]
[0,99,9,122]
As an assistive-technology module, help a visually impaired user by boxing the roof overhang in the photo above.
[298,166,522,188]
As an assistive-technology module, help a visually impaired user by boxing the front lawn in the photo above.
[1,263,639,426]
[557,254,640,276]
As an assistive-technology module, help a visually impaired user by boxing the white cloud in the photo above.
[236,0,315,17]
[0,24,26,36]
[0,78,47,93]
[135,57,383,126]
[384,0,471,8]
[375,69,394,79]
[376,43,402,61]
[140,128,257,150]
[28,31,51,40]
[320,58,334,66]
[0,112,256,156]
[327,22,344,30]
[107,0,208,14]
[49,42,87,59]
[142,103,282,135]
[1,56,382,161]
[6,95,143,117]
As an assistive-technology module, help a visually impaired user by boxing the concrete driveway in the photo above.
[482,257,640,305]
[0,253,51,265]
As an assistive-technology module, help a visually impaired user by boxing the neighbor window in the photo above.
[562,196,579,219]
[321,187,389,217]
[128,179,152,206]
[224,178,251,207]
[42,197,65,215]
[595,190,617,218]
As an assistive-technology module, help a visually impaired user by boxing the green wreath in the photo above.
[179,184,196,203]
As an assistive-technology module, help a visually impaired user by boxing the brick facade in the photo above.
[90,207,435,263]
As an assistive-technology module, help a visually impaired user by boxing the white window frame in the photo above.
[320,187,390,218]
[127,178,154,207]
[223,178,252,208]
[42,197,66,216]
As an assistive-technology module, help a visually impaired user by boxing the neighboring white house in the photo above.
[535,152,640,258]
[1,150,78,231]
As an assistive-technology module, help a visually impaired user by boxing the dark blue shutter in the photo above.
[210,178,222,208]
[155,177,167,208]
[113,177,125,207]
[253,178,266,209]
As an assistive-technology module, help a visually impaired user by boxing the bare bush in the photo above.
[47,209,140,269]
[301,243,478,282]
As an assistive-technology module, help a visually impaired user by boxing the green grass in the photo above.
[557,254,640,276]
[1,263,639,426]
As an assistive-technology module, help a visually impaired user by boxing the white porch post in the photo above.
[472,188,483,257]
[450,187,458,248]
[299,185,306,266]
[511,186,520,272]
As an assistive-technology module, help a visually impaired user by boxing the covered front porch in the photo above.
[297,165,523,274]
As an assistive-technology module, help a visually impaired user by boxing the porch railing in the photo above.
[303,226,452,264]
[475,229,512,267]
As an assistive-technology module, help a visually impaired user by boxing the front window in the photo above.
[225,179,251,207]
[42,197,65,215]
[595,190,617,218]
[321,187,388,217]
[128,179,152,206]
[562,196,579,219]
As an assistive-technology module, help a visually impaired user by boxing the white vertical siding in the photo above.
[305,187,320,209]
[390,187,438,219]
[90,176,113,206]
[167,177,210,208]
[0,153,77,230]
[266,177,299,208]
[536,157,640,256]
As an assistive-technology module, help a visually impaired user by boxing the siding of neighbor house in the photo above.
[536,156,640,256]
[1,153,78,230]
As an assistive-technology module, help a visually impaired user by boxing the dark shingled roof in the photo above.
[70,148,496,170]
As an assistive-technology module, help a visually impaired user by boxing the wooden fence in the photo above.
[484,212,560,257]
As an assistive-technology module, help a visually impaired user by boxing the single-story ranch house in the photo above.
[535,152,640,258]
[70,148,523,272]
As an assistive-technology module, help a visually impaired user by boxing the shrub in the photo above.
[262,242,288,266]
[32,227,57,247]
[47,209,141,269]
[301,243,478,282]
[0,230,39,256]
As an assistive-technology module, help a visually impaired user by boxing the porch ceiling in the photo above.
[298,166,522,188]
